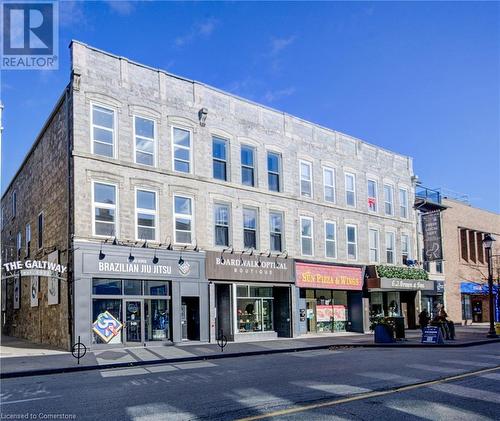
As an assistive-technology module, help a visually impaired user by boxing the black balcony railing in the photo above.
[415,186,441,204]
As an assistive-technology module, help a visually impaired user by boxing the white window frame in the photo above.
[133,115,157,167]
[269,210,284,252]
[324,220,337,259]
[385,231,395,264]
[171,126,193,174]
[214,202,231,247]
[384,184,394,216]
[323,167,336,203]
[173,194,194,245]
[346,224,358,261]
[16,231,22,255]
[345,172,356,207]
[401,233,411,262]
[90,102,116,158]
[135,187,158,242]
[299,160,313,198]
[241,144,257,187]
[37,211,44,250]
[300,216,314,256]
[369,228,380,263]
[25,223,31,255]
[242,207,259,250]
[92,180,118,239]
[399,187,409,219]
[213,136,230,182]
[367,179,378,212]
[267,151,282,192]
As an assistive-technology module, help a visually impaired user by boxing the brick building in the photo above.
[2,41,426,349]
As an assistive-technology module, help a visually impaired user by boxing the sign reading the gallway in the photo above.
[421,210,443,262]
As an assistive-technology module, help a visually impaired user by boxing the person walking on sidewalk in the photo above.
[418,309,430,333]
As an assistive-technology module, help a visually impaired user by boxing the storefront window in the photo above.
[370,292,384,317]
[145,299,170,341]
[144,281,169,296]
[236,286,273,333]
[124,279,142,295]
[313,289,348,333]
[387,292,401,316]
[92,299,122,344]
[92,279,122,295]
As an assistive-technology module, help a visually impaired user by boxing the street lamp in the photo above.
[482,233,498,338]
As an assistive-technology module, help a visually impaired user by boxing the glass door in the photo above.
[145,299,170,341]
[124,300,143,345]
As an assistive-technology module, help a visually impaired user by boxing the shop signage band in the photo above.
[2,259,67,277]
[380,278,434,290]
[205,251,293,282]
[295,262,363,290]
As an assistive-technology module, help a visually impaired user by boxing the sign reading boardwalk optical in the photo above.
[421,210,443,261]
[206,251,293,282]
[92,311,123,343]
[295,263,363,290]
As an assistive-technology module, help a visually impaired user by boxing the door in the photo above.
[216,284,233,341]
[181,297,200,341]
[306,299,317,333]
[124,300,143,345]
[273,287,291,337]
[472,300,483,322]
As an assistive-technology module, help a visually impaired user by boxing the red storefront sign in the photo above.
[295,262,363,290]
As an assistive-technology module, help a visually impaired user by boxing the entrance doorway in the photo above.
[181,297,200,341]
[472,300,483,322]
[124,300,143,345]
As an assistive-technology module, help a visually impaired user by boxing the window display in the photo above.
[236,285,273,333]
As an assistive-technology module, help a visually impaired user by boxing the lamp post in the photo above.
[482,233,498,338]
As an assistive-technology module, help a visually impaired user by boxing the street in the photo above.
[1,343,499,420]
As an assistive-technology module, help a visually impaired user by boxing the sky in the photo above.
[2,1,499,212]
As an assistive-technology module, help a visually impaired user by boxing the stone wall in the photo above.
[1,92,71,350]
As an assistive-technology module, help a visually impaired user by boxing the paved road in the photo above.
[1,343,499,420]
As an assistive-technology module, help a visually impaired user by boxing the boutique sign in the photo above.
[206,251,293,282]
[295,262,363,290]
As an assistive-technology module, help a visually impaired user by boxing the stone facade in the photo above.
[441,198,500,323]
[1,93,71,349]
[71,41,417,265]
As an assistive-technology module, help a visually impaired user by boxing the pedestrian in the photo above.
[437,307,451,340]
[418,309,430,333]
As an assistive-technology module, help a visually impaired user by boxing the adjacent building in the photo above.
[2,41,420,350]
[440,198,500,324]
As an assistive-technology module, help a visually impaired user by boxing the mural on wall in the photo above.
[47,250,59,305]
[13,275,20,310]
[30,276,39,308]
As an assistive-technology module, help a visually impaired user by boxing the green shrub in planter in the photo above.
[376,265,428,280]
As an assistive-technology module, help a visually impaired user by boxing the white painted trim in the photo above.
[135,186,158,242]
[171,125,194,174]
[299,159,313,199]
[173,193,195,245]
[346,223,358,261]
[90,101,117,159]
[133,114,157,168]
[300,216,314,257]
[322,166,336,204]
[324,220,337,259]
[368,227,380,263]
[345,172,357,208]
[91,180,119,239]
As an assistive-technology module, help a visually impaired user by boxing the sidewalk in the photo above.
[1,326,499,378]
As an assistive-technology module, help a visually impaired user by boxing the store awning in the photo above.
[460,282,498,295]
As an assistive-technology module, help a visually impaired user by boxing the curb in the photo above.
[2,337,499,379]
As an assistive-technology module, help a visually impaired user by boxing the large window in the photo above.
[93,182,117,237]
[136,189,157,241]
[367,180,378,212]
[345,173,356,207]
[369,229,379,263]
[172,127,192,173]
[300,216,313,256]
[174,195,193,244]
[399,188,408,218]
[300,160,313,198]
[243,207,257,249]
[325,221,337,258]
[384,184,394,216]
[91,104,115,158]
[267,152,281,192]
[38,212,43,249]
[386,232,395,264]
[269,211,283,252]
[237,286,273,333]
[134,116,155,166]
[346,224,358,260]
[241,145,256,187]
[323,167,335,203]
[213,137,228,181]
[401,234,410,264]
[214,203,230,247]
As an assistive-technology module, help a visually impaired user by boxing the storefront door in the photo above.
[306,299,317,333]
[124,300,143,345]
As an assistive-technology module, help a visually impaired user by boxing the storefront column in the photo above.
[209,281,216,343]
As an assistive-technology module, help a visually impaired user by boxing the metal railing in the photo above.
[415,186,442,204]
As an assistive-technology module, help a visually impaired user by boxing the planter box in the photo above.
[374,325,395,343]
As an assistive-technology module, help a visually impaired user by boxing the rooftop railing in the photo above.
[415,186,442,204]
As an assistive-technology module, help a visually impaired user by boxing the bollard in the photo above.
[216,329,227,353]
[71,335,87,365]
